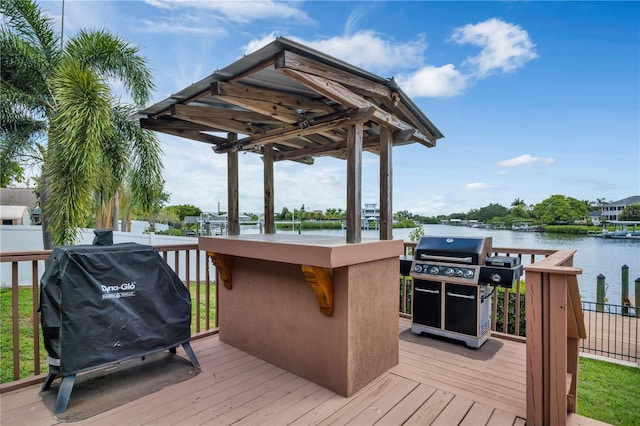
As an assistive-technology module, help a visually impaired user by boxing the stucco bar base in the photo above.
[199,234,402,397]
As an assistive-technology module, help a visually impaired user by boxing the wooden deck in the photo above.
[1,318,606,425]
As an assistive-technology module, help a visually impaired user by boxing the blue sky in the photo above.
[38,1,639,216]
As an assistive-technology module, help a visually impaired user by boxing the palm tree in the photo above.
[1,0,163,247]
[511,198,526,207]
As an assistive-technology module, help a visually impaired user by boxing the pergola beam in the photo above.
[273,129,412,162]
[277,67,433,146]
[275,50,393,100]
[212,82,335,115]
[171,105,266,135]
[213,107,374,154]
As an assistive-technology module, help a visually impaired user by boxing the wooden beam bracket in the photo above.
[301,265,333,316]
[209,252,233,289]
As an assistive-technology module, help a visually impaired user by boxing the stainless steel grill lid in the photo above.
[414,236,492,265]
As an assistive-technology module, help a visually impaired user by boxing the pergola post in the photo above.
[227,133,239,235]
[379,127,393,240]
[263,144,275,234]
[346,123,363,243]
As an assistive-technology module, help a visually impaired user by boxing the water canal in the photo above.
[269,224,639,304]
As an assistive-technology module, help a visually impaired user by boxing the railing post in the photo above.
[525,250,584,426]
[525,269,544,426]
[621,265,629,315]
[635,277,640,318]
[596,274,606,312]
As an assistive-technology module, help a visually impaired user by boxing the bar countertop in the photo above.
[199,234,404,268]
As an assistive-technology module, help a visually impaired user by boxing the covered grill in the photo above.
[407,236,522,348]
[39,236,199,413]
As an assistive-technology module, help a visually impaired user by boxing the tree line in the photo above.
[146,194,640,235]
[399,195,640,226]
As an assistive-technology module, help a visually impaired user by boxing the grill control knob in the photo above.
[491,274,501,283]
[445,268,455,277]
[456,269,464,277]
[414,264,423,273]
[464,270,474,279]
[429,266,439,275]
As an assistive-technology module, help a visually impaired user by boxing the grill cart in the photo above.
[39,235,199,413]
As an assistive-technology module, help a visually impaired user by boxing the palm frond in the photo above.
[0,0,61,69]
[111,104,163,214]
[63,30,154,106]
[1,30,54,112]
[45,62,112,245]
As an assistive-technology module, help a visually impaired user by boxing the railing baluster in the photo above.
[502,287,509,334]
[206,252,211,330]
[32,260,40,376]
[12,262,20,380]
[196,249,201,332]
[514,254,523,336]
[491,288,498,331]
[515,277,522,336]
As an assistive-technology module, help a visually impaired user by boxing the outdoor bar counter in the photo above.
[199,234,402,396]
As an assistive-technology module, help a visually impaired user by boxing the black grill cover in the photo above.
[39,243,191,375]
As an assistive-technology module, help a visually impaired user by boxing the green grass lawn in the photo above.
[577,357,640,426]
[0,283,216,383]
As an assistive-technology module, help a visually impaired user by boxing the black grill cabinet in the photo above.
[39,240,198,413]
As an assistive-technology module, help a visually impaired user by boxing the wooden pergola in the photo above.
[139,37,444,243]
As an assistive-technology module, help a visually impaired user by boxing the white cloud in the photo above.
[144,0,311,25]
[396,64,467,98]
[133,17,227,35]
[497,154,556,167]
[306,31,427,73]
[451,18,538,77]
[243,32,280,55]
[244,31,428,74]
[465,182,490,189]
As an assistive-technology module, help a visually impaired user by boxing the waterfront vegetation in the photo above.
[542,225,600,234]
[148,194,639,237]
[0,283,216,383]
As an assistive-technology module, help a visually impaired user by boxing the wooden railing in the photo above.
[0,244,217,391]
[1,241,587,426]
[401,242,556,340]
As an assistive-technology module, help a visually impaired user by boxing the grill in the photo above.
[407,236,522,348]
[39,234,199,413]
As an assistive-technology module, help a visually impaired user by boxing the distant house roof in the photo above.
[0,205,29,220]
[604,196,640,207]
[0,187,37,208]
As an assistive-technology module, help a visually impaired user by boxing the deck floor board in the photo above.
[1,317,606,425]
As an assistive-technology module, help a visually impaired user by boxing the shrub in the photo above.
[494,282,526,336]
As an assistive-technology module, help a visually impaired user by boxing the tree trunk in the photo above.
[112,191,119,231]
[39,169,54,250]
